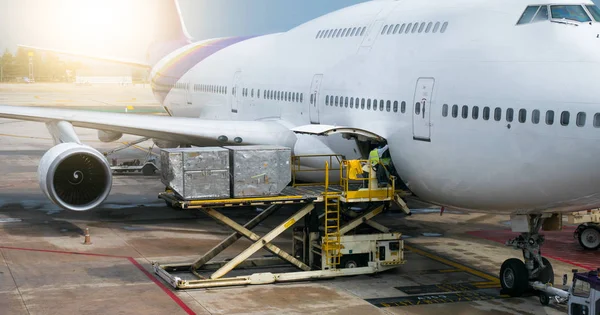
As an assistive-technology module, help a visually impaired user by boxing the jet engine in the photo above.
[38,143,112,211]
[153,139,181,148]
[98,130,123,143]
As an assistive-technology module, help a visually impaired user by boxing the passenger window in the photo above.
[335,96,339,106]
[300,94,303,103]
[518,109,527,123]
[316,31,321,39]
[387,25,393,35]
[405,23,412,34]
[433,22,440,33]
[532,6,549,22]
[360,27,366,36]
[291,93,295,102]
[440,22,448,33]
[551,5,592,23]
[576,112,586,127]
[472,106,479,119]
[393,101,398,112]
[399,24,406,34]
[401,101,406,113]
[506,108,514,122]
[342,28,348,37]
[461,105,468,118]
[442,104,448,117]
[386,100,391,112]
[418,22,425,33]
[326,30,331,38]
[532,109,540,124]
[345,97,349,108]
[594,113,600,127]
[380,100,384,111]
[412,23,419,33]
[382,25,389,35]
[393,24,400,34]
[367,99,371,110]
[546,110,555,125]
[452,104,458,118]
[361,98,365,109]
[350,97,354,108]
[425,22,433,33]
[257,89,260,98]
[494,107,502,121]
[351,27,357,36]
[415,102,421,115]
[373,99,378,111]
[561,111,570,126]
[517,6,540,24]
[483,107,490,120]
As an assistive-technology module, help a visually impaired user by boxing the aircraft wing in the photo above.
[18,45,151,69]
[0,105,297,147]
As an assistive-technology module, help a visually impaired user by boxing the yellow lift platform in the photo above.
[153,155,411,289]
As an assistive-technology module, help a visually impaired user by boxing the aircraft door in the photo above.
[231,71,242,113]
[185,82,192,105]
[412,78,434,142]
[309,74,323,124]
[361,20,383,48]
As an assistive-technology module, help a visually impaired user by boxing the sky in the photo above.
[0,0,367,62]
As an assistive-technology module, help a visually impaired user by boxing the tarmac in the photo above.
[1,83,597,315]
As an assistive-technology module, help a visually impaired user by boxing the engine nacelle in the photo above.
[38,143,113,211]
[152,139,180,148]
[98,130,123,143]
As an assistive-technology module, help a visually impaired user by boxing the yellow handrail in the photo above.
[291,154,343,187]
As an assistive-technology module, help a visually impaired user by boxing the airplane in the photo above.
[1,0,600,298]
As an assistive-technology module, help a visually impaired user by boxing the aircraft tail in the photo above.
[146,0,193,66]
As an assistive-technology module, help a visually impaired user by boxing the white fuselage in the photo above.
[150,0,600,214]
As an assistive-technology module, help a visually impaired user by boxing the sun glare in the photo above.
[25,0,155,60]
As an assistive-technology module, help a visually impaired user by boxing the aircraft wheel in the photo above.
[500,258,529,297]
[535,257,554,285]
[578,226,600,250]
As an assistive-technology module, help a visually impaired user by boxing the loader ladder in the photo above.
[322,162,341,267]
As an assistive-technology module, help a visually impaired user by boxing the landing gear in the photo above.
[500,214,555,297]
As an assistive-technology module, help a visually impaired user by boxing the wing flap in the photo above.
[0,105,297,147]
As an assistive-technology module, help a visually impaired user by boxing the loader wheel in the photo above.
[142,164,156,176]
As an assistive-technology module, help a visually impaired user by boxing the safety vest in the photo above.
[381,157,391,166]
[369,149,379,165]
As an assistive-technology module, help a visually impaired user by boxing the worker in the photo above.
[368,144,389,186]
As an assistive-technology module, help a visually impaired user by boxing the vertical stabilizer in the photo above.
[146,0,193,66]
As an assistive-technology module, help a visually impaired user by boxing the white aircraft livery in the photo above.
[2,0,600,297]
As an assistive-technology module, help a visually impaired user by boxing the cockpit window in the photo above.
[550,5,591,22]
[532,6,549,22]
[518,6,541,24]
[586,5,600,22]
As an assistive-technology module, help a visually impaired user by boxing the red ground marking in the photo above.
[0,246,196,315]
[467,228,599,271]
